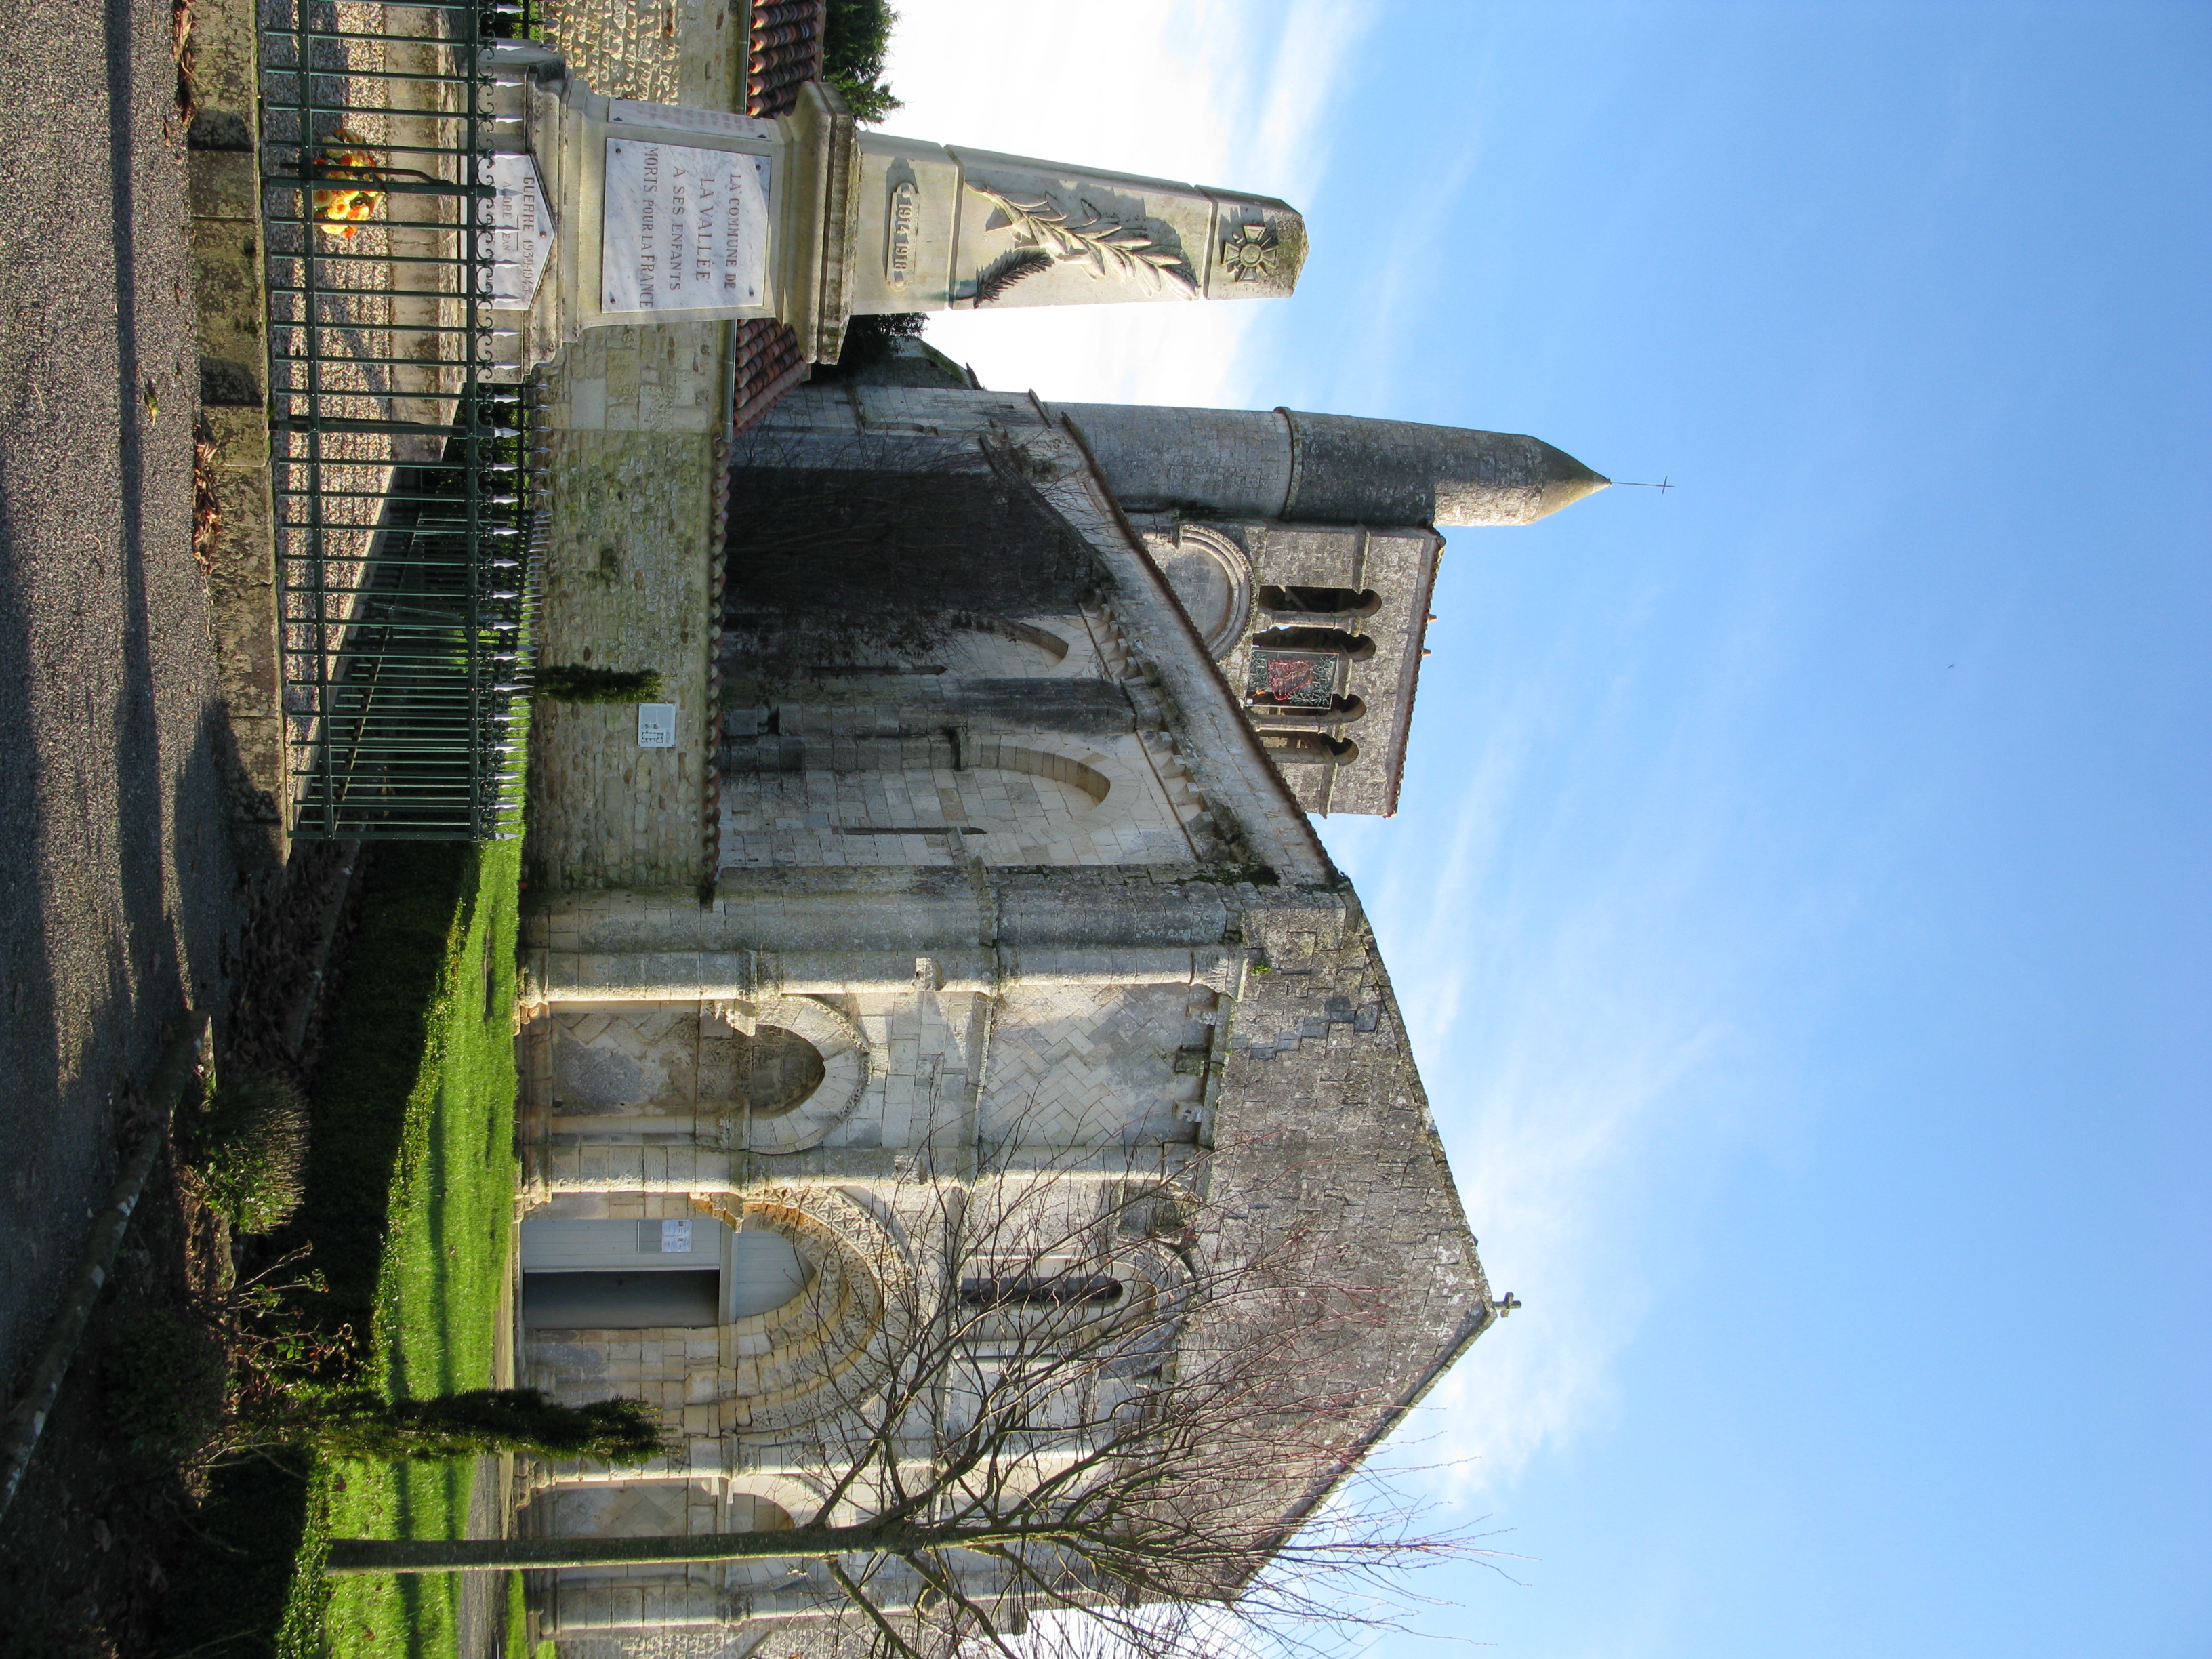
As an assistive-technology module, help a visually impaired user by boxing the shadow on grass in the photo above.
[157,1449,321,1659]
[304,838,523,1659]
[153,844,474,1659]
[285,844,473,1352]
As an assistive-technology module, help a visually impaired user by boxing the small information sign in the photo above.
[601,138,771,314]
[659,1219,693,1254]
[637,703,678,748]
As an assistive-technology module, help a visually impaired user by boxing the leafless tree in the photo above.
[329,1134,1511,1658]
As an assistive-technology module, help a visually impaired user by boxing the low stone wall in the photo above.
[538,0,745,109]
[186,0,284,859]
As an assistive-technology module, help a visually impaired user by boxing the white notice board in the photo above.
[601,138,771,314]
[637,703,677,748]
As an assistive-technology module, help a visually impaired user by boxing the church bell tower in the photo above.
[1049,404,1609,816]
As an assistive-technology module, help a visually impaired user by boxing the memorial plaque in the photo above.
[1247,649,1339,710]
[480,152,554,310]
[601,138,771,314]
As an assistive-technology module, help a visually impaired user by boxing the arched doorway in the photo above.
[520,1214,815,1329]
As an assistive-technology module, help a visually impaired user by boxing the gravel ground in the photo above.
[0,0,253,1400]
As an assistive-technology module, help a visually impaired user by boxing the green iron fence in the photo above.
[259,0,542,838]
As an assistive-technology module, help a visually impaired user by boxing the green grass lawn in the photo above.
[279,840,525,1659]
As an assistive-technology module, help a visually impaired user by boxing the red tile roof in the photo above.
[726,2,827,436]
[744,0,827,118]
[731,317,808,435]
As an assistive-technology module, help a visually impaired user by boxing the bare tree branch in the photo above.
[340,1121,1504,1656]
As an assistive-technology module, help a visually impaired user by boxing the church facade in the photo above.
[510,365,1601,1652]
[500,7,1608,1653]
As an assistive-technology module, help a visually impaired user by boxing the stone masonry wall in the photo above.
[529,327,721,889]
[539,0,744,108]
[516,369,1493,1659]
[717,606,1209,872]
[1200,896,1493,1525]
[527,0,747,890]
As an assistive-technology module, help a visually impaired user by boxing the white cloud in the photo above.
[878,0,1373,404]
[1324,673,1755,1497]
[872,0,1748,1516]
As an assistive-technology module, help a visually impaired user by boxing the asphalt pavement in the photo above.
[0,0,251,1393]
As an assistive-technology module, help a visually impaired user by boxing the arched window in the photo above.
[960,1273,1124,1307]
[1259,732,1359,765]
[727,1025,825,1118]
[728,1494,794,1534]
[1250,625,1376,661]
[703,994,876,1155]
[1247,693,1366,726]
[1258,584,1381,618]
[1147,525,1253,657]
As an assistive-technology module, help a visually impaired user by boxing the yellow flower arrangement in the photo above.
[312,129,383,237]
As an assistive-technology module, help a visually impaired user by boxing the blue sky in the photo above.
[888,5,2210,1654]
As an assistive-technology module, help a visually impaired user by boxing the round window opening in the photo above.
[732,1025,826,1118]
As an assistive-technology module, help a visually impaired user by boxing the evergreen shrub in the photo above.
[282,1389,666,1463]
[537,665,664,703]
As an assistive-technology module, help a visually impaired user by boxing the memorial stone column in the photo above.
[471,44,1307,375]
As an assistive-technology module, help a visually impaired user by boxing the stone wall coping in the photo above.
[523,945,1248,1004]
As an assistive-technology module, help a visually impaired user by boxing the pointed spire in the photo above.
[1051,404,1611,529]
[1530,441,1610,522]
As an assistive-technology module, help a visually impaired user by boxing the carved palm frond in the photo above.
[975,247,1056,305]
[972,185,1199,296]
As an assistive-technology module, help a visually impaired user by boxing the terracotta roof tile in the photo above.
[731,317,809,436]
[733,5,826,431]
[743,0,826,117]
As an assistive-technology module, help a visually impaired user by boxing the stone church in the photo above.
[502,5,1609,1653]
[513,359,1606,1651]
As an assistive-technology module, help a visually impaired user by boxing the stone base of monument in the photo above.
[474,43,1305,382]
[478,52,857,381]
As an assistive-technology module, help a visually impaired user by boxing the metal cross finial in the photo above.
[1614,476,1672,493]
